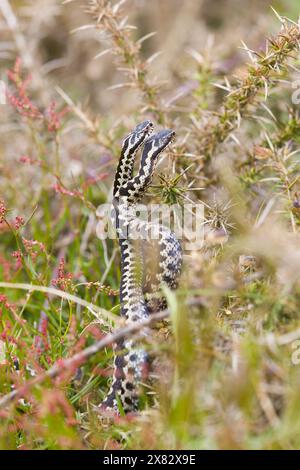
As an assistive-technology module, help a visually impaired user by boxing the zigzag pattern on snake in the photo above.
[100,121,182,413]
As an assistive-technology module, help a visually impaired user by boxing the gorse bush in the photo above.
[1,0,300,450]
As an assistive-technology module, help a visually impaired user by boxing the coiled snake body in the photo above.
[101,121,182,413]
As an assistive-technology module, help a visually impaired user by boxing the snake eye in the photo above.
[147,129,175,149]
[135,120,153,133]
[127,121,154,148]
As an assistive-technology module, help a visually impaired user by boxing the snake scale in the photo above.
[100,121,183,413]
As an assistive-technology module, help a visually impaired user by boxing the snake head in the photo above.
[114,121,154,196]
[141,129,175,162]
[123,120,154,153]
[117,127,175,201]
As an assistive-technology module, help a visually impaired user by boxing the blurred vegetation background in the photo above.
[1,0,300,450]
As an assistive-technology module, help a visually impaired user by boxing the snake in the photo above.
[100,121,183,413]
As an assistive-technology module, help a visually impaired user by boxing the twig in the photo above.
[0,282,118,324]
[0,310,168,409]
[197,21,300,160]
[80,0,166,123]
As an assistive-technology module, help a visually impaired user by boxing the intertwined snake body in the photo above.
[101,121,182,413]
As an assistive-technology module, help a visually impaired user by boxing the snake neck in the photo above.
[119,237,149,323]
[112,195,150,323]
